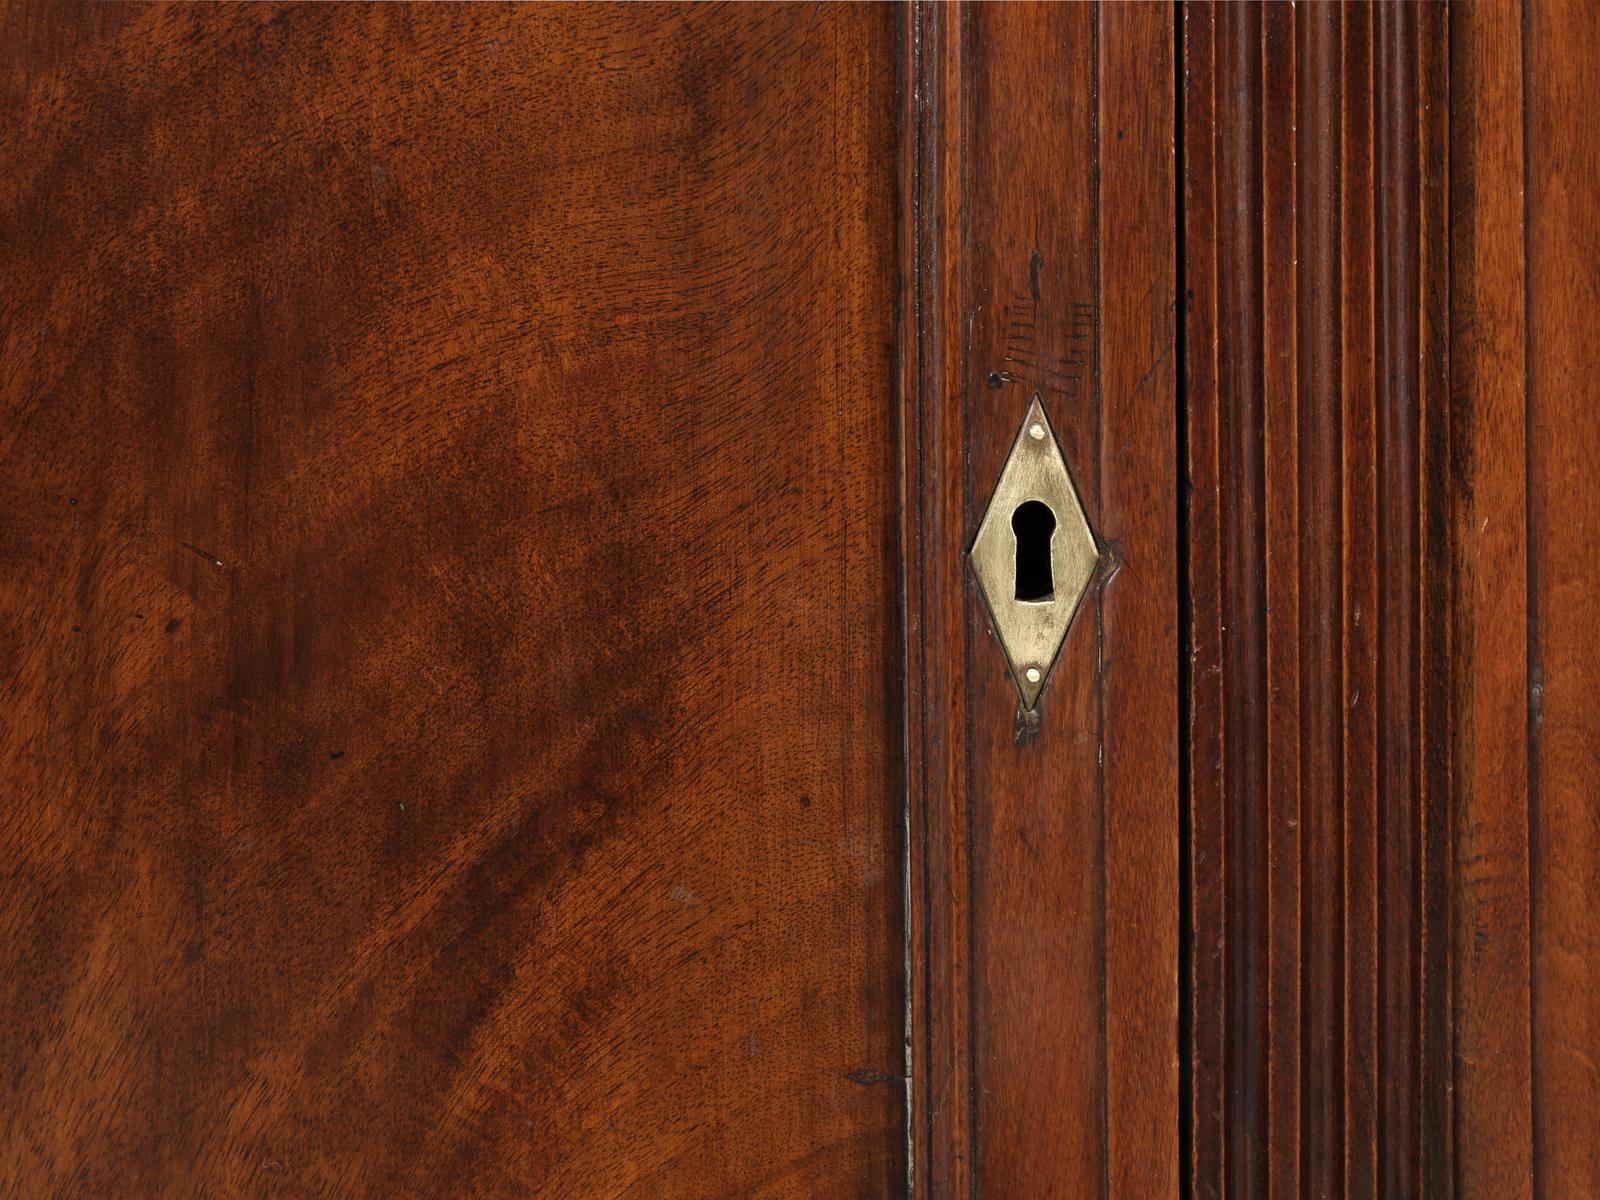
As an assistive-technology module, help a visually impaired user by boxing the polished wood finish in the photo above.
[901,6,972,1193]
[905,3,1178,1195]
[1522,2,1600,1195]
[1185,1,1600,1196]
[0,5,905,1194]
[1099,5,1181,1196]
[10,0,1598,1193]
[1449,3,1535,1195]
[1182,3,1452,1195]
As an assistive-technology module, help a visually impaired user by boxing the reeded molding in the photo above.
[1181,3,1452,1196]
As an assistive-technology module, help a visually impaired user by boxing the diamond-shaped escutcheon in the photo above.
[969,396,1099,709]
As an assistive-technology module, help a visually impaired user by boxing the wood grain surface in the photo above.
[1450,2,1535,1196]
[0,4,905,1196]
[11,0,1596,1194]
[963,7,1105,1197]
[904,3,1177,1196]
[1185,2,1600,1196]
[1523,1,1600,1195]
[1182,3,1454,1195]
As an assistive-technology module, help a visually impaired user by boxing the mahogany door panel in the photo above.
[0,4,904,1196]
[24,1,1600,1196]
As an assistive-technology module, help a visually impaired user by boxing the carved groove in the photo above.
[1182,3,1452,1194]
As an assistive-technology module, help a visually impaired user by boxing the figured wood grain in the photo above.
[0,5,905,1195]
[28,1,1598,1193]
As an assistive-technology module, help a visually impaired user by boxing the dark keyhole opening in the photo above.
[1011,500,1057,601]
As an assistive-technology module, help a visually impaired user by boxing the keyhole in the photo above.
[1011,500,1057,601]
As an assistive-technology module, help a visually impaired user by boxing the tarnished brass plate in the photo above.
[969,395,1098,709]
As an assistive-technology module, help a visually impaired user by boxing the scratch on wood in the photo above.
[845,1068,902,1087]
[181,542,223,567]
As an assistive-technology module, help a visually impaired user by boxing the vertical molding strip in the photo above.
[1297,6,1345,1197]
[1373,6,1423,1196]
[901,4,974,1195]
[1182,3,1452,1194]
[904,4,1177,1194]
[1098,4,1180,1196]
[1522,3,1600,1197]
[1181,3,1228,1192]
[1445,1,1535,1190]
[1417,5,1455,1192]
[1340,8,1381,1191]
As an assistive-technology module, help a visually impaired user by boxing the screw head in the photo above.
[1029,423,1046,441]
[1025,666,1042,684]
